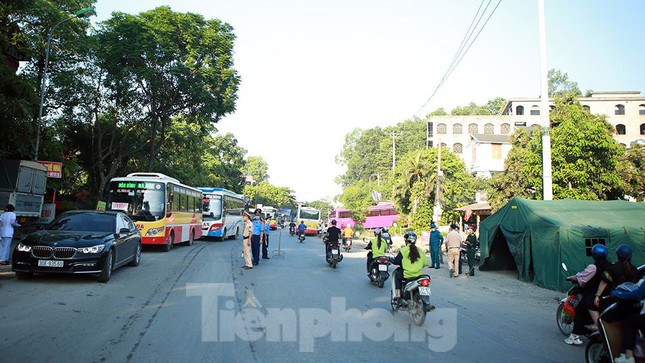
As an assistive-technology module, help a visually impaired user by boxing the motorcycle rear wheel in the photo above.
[585,340,610,363]
[556,303,574,336]
[411,292,427,326]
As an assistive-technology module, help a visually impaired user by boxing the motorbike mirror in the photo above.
[561,263,568,272]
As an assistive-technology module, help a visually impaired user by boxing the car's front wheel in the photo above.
[97,249,113,283]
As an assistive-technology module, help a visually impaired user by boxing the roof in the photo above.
[470,133,511,144]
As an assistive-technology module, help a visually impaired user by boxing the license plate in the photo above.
[378,264,388,271]
[38,260,64,268]
[331,249,339,255]
[419,286,431,296]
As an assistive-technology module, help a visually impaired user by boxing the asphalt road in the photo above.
[0,230,584,363]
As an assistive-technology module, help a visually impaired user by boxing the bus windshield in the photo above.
[203,194,223,220]
[299,209,320,220]
[105,181,166,222]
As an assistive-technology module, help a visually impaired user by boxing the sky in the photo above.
[92,0,645,203]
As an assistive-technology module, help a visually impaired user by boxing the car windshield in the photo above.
[47,213,115,233]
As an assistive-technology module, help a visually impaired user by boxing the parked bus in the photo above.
[197,187,245,240]
[328,208,355,228]
[104,172,202,251]
[363,203,399,229]
[296,206,321,235]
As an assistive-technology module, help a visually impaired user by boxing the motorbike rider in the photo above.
[342,224,354,245]
[324,219,342,255]
[610,280,645,363]
[381,227,392,246]
[594,244,639,309]
[297,220,306,236]
[564,244,610,345]
[365,228,388,275]
[390,231,429,305]
[289,220,296,234]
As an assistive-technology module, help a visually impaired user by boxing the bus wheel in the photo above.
[187,229,194,246]
[229,227,238,240]
[163,231,174,252]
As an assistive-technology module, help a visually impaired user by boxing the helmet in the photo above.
[331,219,337,225]
[374,228,382,236]
[382,227,389,234]
[404,231,417,244]
[591,244,608,259]
[616,244,632,260]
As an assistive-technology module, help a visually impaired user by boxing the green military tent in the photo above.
[479,197,645,292]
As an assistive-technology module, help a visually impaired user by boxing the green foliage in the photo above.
[243,183,296,209]
[449,97,507,116]
[617,145,645,201]
[307,200,334,222]
[243,156,269,184]
[487,97,626,209]
[428,108,448,116]
[548,69,582,98]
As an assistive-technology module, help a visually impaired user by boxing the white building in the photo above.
[427,91,645,177]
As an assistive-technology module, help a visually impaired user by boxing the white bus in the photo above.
[296,206,321,235]
[197,187,245,240]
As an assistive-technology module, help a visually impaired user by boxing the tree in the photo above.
[487,96,625,209]
[427,108,448,116]
[243,156,269,184]
[243,183,296,209]
[449,97,508,116]
[307,200,334,222]
[616,144,645,201]
[548,69,582,98]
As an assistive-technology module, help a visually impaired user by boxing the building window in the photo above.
[492,143,502,160]
[530,105,540,116]
[468,123,478,134]
[616,124,626,135]
[516,106,524,115]
[549,105,555,112]
[640,123,645,135]
[640,104,645,115]
[615,104,625,115]
[583,105,591,112]
[437,123,447,134]
[585,238,605,257]
[440,142,448,149]
[453,123,463,134]
[501,123,510,134]
[453,143,463,153]
[484,123,494,134]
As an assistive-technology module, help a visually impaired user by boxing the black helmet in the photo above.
[591,244,608,260]
[331,219,337,225]
[404,231,417,244]
[616,244,632,260]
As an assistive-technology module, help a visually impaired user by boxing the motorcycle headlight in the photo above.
[17,243,32,252]
[77,245,105,254]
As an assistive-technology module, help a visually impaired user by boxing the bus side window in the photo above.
[166,185,174,218]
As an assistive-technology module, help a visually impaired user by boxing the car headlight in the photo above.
[146,228,163,236]
[77,245,105,254]
[17,243,32,252]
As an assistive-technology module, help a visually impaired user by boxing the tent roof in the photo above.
[505,198,645,228]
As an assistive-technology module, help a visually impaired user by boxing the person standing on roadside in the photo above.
[445,223,462,278]
[465,225,479,276]
[262,215,271,259]
[241,212,253,270]
[429,223,443,269]
[251,209,263,266]
[0,204,20,265]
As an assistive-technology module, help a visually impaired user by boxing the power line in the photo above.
[417,0,503,115]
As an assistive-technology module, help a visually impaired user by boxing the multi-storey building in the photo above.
[427,91,645,177]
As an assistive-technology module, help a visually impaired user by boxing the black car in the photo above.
[12,210,142,282]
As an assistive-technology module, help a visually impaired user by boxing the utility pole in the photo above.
[433,138,443,223]
[538,0,553,200]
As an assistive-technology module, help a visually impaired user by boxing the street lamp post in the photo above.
[34,7,96,161]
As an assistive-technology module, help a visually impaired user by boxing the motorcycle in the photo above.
[390,268,435,326]
[289,226,295,236]
[298,232,305,243]
[326,240,343,268]
[342,236,352,252]
[585,283,645,363]
[557,263,582,336]
[368,253,391,288]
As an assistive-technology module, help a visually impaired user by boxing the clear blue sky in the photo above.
[93,0,645,203]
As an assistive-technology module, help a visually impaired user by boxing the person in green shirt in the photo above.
[390,231,428,302]
[464,225,479,276]
[365,228,389,275]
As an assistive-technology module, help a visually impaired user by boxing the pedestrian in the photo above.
[445,223,462,278]
[251,209,263,266]
[262,215,271,259]
[0,204,21,265]
[429,223,443,269]
[465,225,479,276]
[241,212,253,270]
